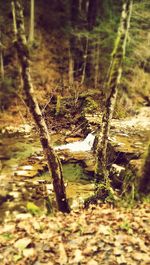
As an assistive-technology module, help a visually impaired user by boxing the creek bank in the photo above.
[6,107,149,189]
[0,107,149,220]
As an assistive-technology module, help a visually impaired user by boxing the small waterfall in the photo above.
[55,133,95,152]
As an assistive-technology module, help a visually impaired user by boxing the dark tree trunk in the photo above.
[139,143,150,194]
[12,0,70,213]
[68,0,80,86]
[87,0,98,30]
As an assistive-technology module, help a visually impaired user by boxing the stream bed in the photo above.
[0,107,150,222]
[0,133,94,222]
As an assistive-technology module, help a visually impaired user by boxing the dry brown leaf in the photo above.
[87,259,98,265]
[14,237,32,250]
[98,224,110,235]
[116,254,127,264]
[58,242,68,265]
[23,248,36,257]
[72,249,83,263]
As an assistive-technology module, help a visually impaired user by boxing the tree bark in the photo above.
[68,44,74,87]
[0,30,4,81]
[87,0,98,30]
[29,0,34,44]
[81,36,89,85]
[12,0,70,213]
[69,0,80,87]
[95,0,133,183]
[139,143,150,194]
[94,40,100,89]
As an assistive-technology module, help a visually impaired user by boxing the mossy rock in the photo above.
[83,96,99,114]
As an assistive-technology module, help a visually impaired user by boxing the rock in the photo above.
[129,159,142,174]
[0,124,32,135]
[0,191,14,205]
[111,164,126,177]
[9,191,20,198]
[14,170,38,178]
[65,137,82,143]
[20,165,34,170]
[16,213,32,220]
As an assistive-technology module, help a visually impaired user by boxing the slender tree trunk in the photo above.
[68,44,74,88]
[95,0,133,183]
[87,0,98,31]
[12,0,70,213]
[94,40,100,89]
[0,50,4,81]
[69,0,79,88]
[29,0,34,44]
[0,30,4,81]
[81,36,89,85]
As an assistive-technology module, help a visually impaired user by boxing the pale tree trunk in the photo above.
[81,36,89,85]
[29,0,34,44]
[12,0,70,213]
[95,0,133,184]
[0,30,4,81]
[94,40,100,89]
[68,44,74,88]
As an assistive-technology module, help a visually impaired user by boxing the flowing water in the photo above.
[0,106,150,222]
[0,133,94,222]
[55,133,95,152]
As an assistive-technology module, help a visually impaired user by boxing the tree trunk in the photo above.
[68,44,74,87]
[87,0,98,30]
[81,36,89,85]
[12,0,70,213]
[69,0,79,88]
[29,0,34,44]
[94,40,100,89]
[0,30,4,81]
[95,0,133,183]
[139,143,150,194]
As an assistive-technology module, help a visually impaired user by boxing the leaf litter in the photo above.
[0,203,149,264]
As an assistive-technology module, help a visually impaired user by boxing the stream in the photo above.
[0,133,94,222]
[0,107,150,222]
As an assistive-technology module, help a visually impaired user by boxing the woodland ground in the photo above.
[0,1,150,264]
[0,202,149,265]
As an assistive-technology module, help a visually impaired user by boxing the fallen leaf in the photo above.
[87,259,98,265]
[14,237,32,251]
[98,224,110,235]
[117,254,127,264]
[72,249,83,263]
[23,248,35,257]
[58,242,68,265]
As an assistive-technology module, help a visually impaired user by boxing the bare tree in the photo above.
[12,0,70,213]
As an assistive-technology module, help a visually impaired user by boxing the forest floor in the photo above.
[0,202,149,265]
[0,106,150,265]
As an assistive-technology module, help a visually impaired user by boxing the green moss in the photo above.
[63,163,89,182]
[83,97,99,114]
[26,202,42,216]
